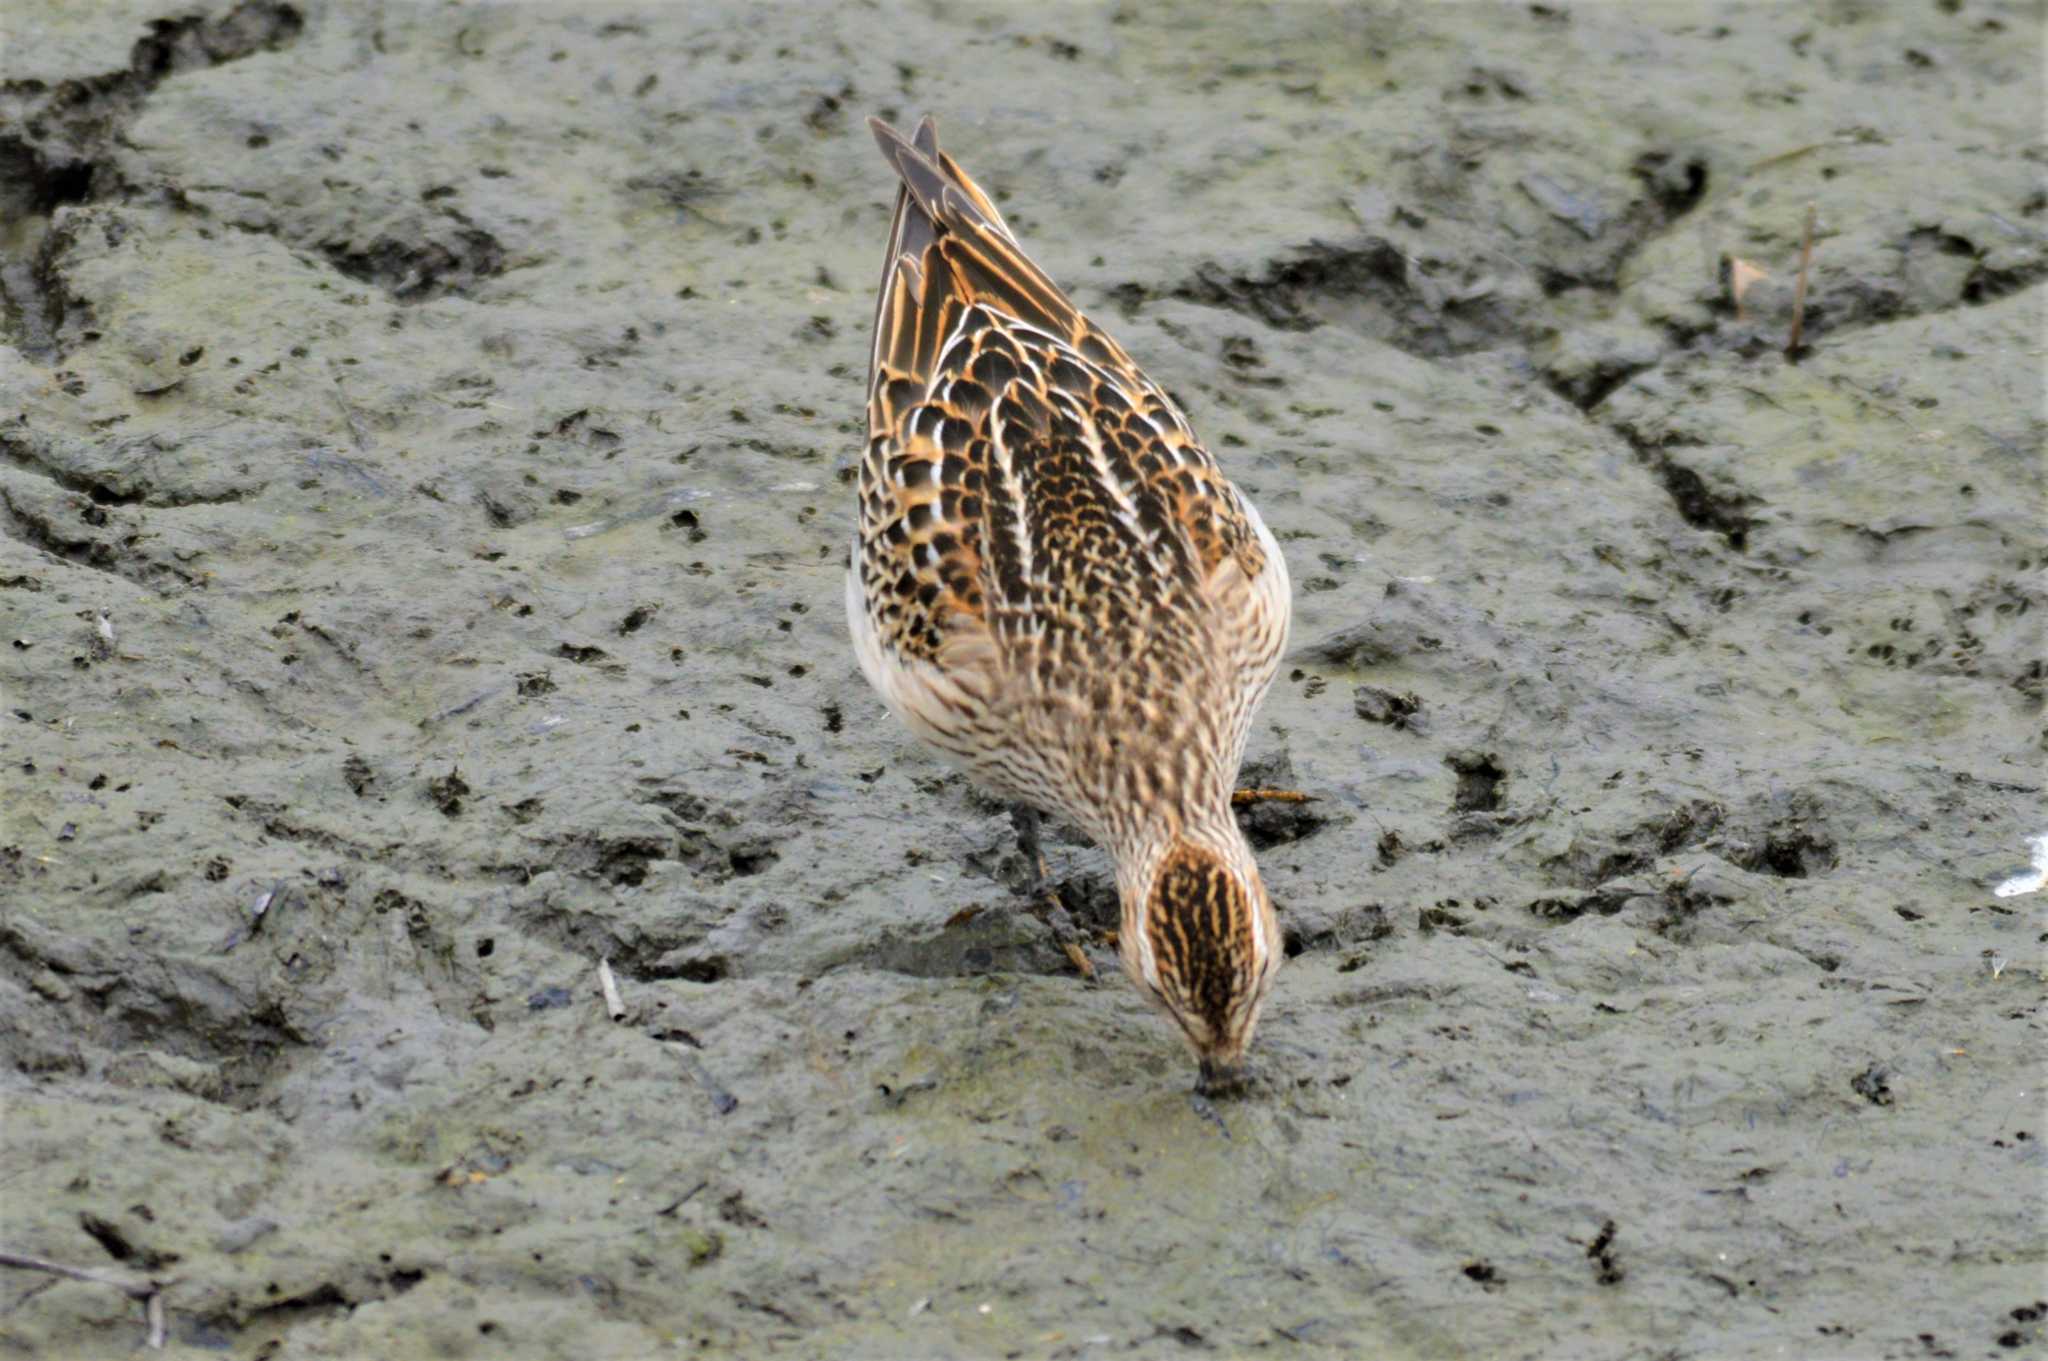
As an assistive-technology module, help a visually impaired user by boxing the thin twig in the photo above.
[655,1180,710,1216]
[0,1251,156,1298]
[666,1044,738,1115]
[1786,201,1817,357]
[0,1250,169,1351]
[597,957,625,1022]
[1231,787,1317,805]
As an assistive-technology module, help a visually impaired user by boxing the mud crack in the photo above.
[1,427,256,510]
[1610,424,1756,550]
[1167,238,1522,360]
[0,4,305,354]
[0,479,204,594]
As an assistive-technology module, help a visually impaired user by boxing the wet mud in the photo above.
[1,2,2043,1357]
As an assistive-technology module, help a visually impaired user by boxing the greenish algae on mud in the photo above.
[1,1,2043,1358]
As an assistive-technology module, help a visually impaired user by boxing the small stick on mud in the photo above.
[1231,788,1317,806]
[1786,201,1817,358]
[666,1044,738,1115]
[0,1249,172,1350]
[655,1181,709,1216]
[597,957,625,1022]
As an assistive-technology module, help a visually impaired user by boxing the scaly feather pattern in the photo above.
[848,116,1293,1086]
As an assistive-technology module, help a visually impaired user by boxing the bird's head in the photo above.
[1119,834,1283,1094]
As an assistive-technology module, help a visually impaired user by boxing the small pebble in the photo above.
[215,1216,279,1254]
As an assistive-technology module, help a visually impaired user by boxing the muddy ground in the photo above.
[2,2,2043,1357]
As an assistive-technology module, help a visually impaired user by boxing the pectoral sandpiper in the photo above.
[847,116,1294,1093]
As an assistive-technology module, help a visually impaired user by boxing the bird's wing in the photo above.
[856,117,1286,695]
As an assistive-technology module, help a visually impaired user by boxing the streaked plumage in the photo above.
[847,116,1293,1090]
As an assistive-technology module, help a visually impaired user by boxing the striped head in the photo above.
[1121,836,1283,1093]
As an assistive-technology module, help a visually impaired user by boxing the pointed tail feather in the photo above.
[868,116,941,389]
[866,115,1090,386]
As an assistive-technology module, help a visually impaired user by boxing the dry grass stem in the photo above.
[0,1249,170,1350]
[1787,202,1817,354]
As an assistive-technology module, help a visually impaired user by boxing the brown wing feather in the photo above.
[866,116,938,392]
[858,116,1278,687]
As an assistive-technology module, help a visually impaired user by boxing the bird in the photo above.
[846,115,1294,1094]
